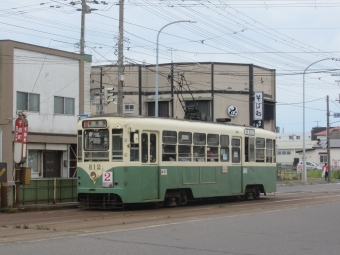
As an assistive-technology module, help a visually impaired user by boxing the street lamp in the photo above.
[155,20,196,117]
[302,58,333,183]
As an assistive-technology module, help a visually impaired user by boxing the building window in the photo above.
[17,92,40,112]
[289,135,294,140]
[148,101,169,117]
[320,154,328,163]
[54,96,75,115]
[186,100,211,119]
[278,150,292,155]
[28,150,39,173]
[124,104,134,113]
[296,136,300,139]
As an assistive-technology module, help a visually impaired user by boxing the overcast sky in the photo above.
[1,0,340,133]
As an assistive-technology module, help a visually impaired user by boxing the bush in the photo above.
[332,170,340,179]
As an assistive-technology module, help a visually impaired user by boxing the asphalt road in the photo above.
[1,183,340,255]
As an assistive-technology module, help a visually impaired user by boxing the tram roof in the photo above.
[82,114,275,137]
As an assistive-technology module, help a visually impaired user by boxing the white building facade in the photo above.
[0,40,91,207]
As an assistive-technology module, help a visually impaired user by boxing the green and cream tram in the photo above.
[77,115,276,209]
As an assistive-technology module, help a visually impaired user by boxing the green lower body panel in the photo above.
[77,164,276,207]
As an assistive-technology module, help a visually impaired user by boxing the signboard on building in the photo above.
[253,91,264,128]
[13,117,29,164]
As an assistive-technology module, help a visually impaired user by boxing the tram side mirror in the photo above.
[133,133,139,143]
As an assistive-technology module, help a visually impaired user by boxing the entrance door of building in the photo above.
[43,151,61,178]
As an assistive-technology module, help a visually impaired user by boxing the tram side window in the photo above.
[78,130,82,162]
[207,134,219,162]
[266,139,273,163]
[220,135,229,162]
[130,131,139,162]
[193,133,206,162]
[245,137,255,162]
[112,129,123,161]
[231,138,240,163]
[162,130,177,161]
[256,137,265,162]
[178,132,192,161]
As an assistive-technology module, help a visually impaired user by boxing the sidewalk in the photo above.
[2,179,340,212]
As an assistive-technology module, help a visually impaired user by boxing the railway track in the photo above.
[1,187,340,244]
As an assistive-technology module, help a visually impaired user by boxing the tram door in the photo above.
[231,137,242,194]
[141,132,159,200]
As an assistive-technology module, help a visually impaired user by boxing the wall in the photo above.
[13,48,80,134]
[90,62,276,132]
[0,40,89,207]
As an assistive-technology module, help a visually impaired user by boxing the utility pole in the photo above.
[71,0,107,54]
[117,0,124,115]
[80,0,85,54]
[100,67,103,114]
[327,95,331,182]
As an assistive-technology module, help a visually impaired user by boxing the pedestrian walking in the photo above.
[322,163,329,181]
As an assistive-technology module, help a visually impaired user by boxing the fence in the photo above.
[277,164,340,180]
[19,178,77,206]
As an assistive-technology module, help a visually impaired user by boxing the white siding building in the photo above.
[0,40,91,207]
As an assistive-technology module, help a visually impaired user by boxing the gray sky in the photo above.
[2,0,340,133]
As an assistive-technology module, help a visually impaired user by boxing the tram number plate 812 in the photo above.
[102,171,113,187]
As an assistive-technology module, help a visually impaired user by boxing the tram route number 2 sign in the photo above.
[102,171,113,187]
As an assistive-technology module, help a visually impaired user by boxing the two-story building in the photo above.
[0,40,91,207]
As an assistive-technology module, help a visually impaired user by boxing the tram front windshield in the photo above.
[84,129,109,151]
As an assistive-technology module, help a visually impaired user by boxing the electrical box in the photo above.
[20,167,31,185]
